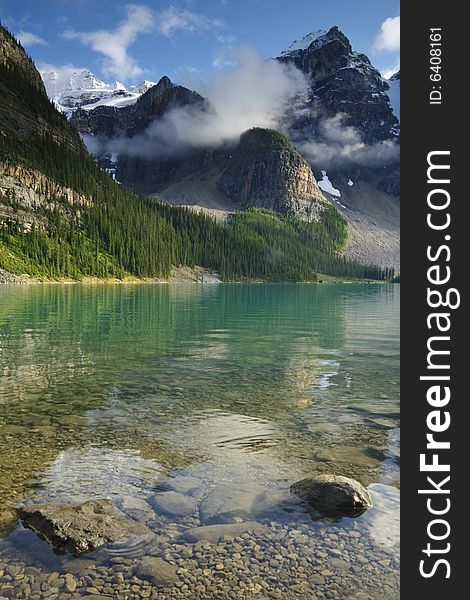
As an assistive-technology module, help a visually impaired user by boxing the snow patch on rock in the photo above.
[280,30,328,56]
[318,171,341,197]
[385,72,400,121]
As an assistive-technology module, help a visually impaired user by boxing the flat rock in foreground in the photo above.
[290,474,372,516]
[19,499,153,554]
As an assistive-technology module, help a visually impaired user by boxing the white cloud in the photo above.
[156,6,224,37]
[216,33,237,44]
[212,47,236,69]
[374,16,400,52]
[84,46,309,157]
[297,113,400,169]
[61,4,225,80]
[17,31,47,47]
[62,4,154,80]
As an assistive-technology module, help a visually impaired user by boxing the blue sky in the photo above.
[1,0,400,84]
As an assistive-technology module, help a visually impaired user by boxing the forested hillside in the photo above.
[0,25,392,282]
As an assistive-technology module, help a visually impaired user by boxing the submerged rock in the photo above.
[19,499,153,554]
[136,556,178,587]
[149,491,198,517]
[182,521,269,543]
[290,474,372,515]
[199,484,267,524]
[315,446,380,468]
[166,476,202,495]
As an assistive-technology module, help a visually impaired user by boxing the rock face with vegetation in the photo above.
[291,474,372,515]
[0,28,84,155]
[19,500,154,554]
[218,129,326,219]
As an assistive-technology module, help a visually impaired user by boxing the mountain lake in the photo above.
[0,283,399,599]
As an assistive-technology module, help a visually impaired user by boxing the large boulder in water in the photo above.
[19,499,154,554]
[290,474,372,515]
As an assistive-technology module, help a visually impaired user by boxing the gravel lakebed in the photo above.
[0,476,399,600]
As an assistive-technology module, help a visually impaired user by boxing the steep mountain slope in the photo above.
[1,26,389,282]
[277,26,400,196]
[118,126,329,221]
[0,29,84,155]
[386,71,400,121]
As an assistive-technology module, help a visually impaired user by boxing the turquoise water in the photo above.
[0,283,400,599]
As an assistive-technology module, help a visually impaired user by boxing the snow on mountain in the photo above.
[385,71,400,122]
[318,171,341,197]
[129,80,157,95]
[40,67,156,117]
[280,30,328,56]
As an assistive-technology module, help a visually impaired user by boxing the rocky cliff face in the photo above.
[0,26,93,244]
[218,129,326,219]
[278,27,399,144]
[0,162,92,233]
[70,76,208,138]
[117,129,327,220]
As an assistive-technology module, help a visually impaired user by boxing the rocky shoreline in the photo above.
[0,477,399,599]
[0,266,222,286]
[0,267,30,284]
[0,518,399,599]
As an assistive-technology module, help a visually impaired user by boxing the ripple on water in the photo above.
[30,447,167,504]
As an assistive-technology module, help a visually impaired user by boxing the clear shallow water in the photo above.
[0,283,400,599]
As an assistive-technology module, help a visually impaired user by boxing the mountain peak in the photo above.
[280,30,327,55]
[129,80,157,95]
[218,127,327,220]
[39,68,160,116]
[155,76,174,91]
[279,26,351,57]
